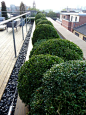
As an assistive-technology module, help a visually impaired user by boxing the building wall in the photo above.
[70,15,79,22]
[62,19,69,30]
[62,19,74,32]
[62,15,70,20]
[74,16,86,28]
[60,14,62,21]
[62,15,86,32]
[73,30,86,40]
[61,14,78,32]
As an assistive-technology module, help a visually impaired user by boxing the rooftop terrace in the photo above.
[0,15,86,115]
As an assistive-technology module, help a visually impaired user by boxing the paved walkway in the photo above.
[14,96,29,115]
[47,17,86,59]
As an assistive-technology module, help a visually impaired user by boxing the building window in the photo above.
[75,32,79,37]
[83,36,86,41]
[75,17,77,22]
[71,16,73,21]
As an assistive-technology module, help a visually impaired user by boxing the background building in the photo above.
[57,12,86,32]
[73,24,86,41]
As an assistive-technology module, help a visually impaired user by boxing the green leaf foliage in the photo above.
[30,39,83,61]
[35,17,47,25]
[35,13,46,21]
[30,60,86,115]
[47,10,57,17]
[29,87,46,115]
[32,24,60,45]
[1,1,8,19]
[17,54,64,105]
[37,20,53,26]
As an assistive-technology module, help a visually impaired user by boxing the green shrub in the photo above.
[33,39,48,47]
[35,17,47,25]
[30,60,86,115]
[35,13,45,21]
[37,20,53,26]
[29,86,45,115]
[32,24,60,45]
[30,39,83,61]
[18,54,64,105]
[37,11,42,14]
[40,17,47,20]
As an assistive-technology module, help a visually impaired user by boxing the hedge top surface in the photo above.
[30,60,86,115]
[35,13,45,21]
[42,60,86,114]
[37,20,53,26]
[35,17,47,25]
[30,39,83,61]
[18,54,64,105]
[32,24,60,45]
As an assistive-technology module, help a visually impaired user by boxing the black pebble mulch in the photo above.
[0,23,33,115]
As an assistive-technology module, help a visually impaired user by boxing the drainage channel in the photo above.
[0,23,33,115]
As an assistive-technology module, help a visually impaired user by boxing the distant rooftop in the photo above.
[61,12,86,16]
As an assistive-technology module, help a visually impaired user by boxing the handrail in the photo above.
[0,12,30,25]
[0,11,31,58]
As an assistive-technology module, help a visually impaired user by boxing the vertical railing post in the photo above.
[30,12,31,24]
[27,14,29,30]
[12,20,17,58]
[26,14,27,32]
[27,14,29,24]
[21,17,24,40]
[28,14,30,24]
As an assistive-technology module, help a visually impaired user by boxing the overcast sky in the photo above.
[0,0,86,11]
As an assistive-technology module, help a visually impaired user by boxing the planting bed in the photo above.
[0,24,33,115]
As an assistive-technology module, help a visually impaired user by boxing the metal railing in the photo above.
[0,11,31,58]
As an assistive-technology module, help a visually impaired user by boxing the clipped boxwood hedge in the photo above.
[35,17,47,25]
[35,13,46,21]
[30,60,86,115]
[29,86,45,115]
[32,24,60,45]
[37,20,53,26]
[30,39,83,61]
[18,54,64,105]
[40,17,47,20]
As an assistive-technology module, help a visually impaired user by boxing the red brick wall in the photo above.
[62,19,69,29]
[62,16,86,32]
[62,15,65,18]
[62,15,70,20]
[74,16,86,28]
[62,19,73,31]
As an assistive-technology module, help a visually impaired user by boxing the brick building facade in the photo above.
[58,12,86,32]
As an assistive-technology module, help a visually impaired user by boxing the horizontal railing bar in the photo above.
[0,10,36,12]
[0,12,30,25]
[0,11,27,12]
